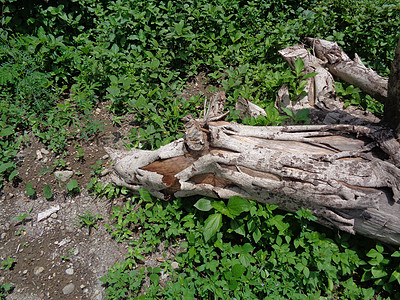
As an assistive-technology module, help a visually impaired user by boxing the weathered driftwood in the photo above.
[106,39,400,245]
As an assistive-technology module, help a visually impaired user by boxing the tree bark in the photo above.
[106,39,400,246]
[384,38,400,138]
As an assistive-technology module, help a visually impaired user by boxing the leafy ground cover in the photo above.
[1,0,400,298]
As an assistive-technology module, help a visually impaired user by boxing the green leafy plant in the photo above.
[25,182,35,197]
[0,257,15,270]
[60,255,70,261]
[66,179,80,195]
[12,207,33,225]
[77,210,103,235]
[43,184,53,199]
[0,282,13,299]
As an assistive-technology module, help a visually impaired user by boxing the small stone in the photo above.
[40,148,49,155]
[95,108,101,115]
[34,266,44,275]
[54,171,74,182]
[83,288,89,293]
[0,233,6,239]
[80,284,85,289]
[37,205,60,222]
[66,268,74,275]
[171,261,179,270]
[36,150,43,160]
[102,154,109,160]
[50,213,58,219]
[23,269,28,274]
[62,283,75,295]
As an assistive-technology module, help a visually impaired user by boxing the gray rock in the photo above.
[0,233,6,240]
[62,283,75,295]
[36,150,43,160]
[54,171,74,182]
[34,266,44,275]
[66,268,74,275]
[40,148,50,155]
[171,261,179,270]
[37,205,60,222]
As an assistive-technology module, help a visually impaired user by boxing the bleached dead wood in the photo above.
[107,39,400,245]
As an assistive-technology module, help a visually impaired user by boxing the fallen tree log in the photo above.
[106,38,400,246]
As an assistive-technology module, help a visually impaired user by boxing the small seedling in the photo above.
[14,228,25,236]
[75,144,84,162]
[25,182,35,197]
[60,255,70,261]
[77,211,103,235]
[0,282,13,298]
[90,160,103,177]
[0,257,15,270]
[66,179,80,195]
[43,184,53,199]
[12,207,33,225]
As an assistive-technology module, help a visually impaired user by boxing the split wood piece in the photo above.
[277,43,380,126]
[106,121,400,245]
[305,37,388,104]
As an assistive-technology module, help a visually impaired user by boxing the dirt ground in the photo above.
[0,75,210,299]
[0,98,133,299]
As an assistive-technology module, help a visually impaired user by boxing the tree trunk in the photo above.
[106,39,400,246]
[384,38,400,138]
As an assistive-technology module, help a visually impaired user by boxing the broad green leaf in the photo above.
[150,58,160,69]
[252,228,262,243]
[175,20,184,35]
[227,196,252,216]
[295,109,310,121]
[371,267,387,279]
[26,182,35,196]
[302,71,318,80]
[232,264,246,278]
[389,270,400,283]
[230,219,245,236]
[0,126,14,137]
[392,251,400,257]
[149,273,159,284]
[106,86,120,97]
[0,162,14,173]
[8,169,18,181]
[203,213,222,242]
[281,107,295,119]
[43,185,53,199]
[211,201,232,218]
[303,266,310,278]
[194,198,213,211]
[228,279,238,290]
[66,180,78,192]
[294,57,305,76]
[139,189,153,202]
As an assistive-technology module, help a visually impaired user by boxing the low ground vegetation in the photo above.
[1,0,400,298]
